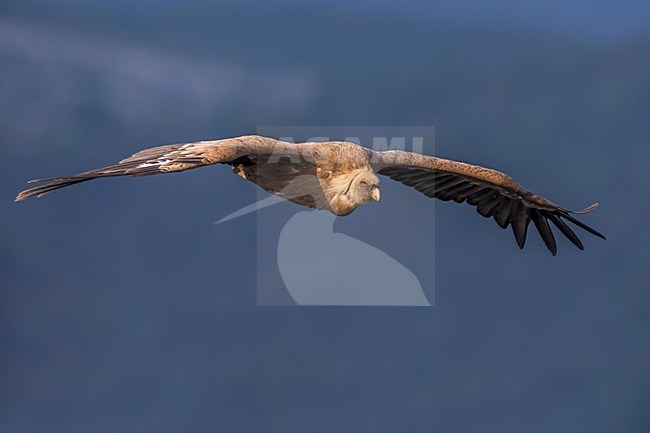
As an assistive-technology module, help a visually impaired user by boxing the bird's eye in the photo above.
[359,180,368,189]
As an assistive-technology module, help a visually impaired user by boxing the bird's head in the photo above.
[347,171,381,205]
[325,168,381,216]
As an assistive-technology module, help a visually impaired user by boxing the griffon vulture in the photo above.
[15,135,605,254]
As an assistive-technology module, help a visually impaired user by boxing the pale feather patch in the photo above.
[137,158,172,169]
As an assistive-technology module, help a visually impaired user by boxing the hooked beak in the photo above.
[371,186,381,202]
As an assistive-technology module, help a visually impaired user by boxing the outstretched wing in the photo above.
[15,135,315,202]
[374,150,605,255]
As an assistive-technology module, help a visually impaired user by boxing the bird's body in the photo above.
[16,135,605,254]
[226,138,379,215]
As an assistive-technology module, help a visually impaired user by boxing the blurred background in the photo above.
[2,0,649,431]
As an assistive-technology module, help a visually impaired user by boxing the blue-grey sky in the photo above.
[2,1,649,432]
[9,0,650,39]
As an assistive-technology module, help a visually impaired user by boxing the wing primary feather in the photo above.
[437,181,472,201]
[559,211,606,240]
[411,181,434,195]
[434,176,467,191]
[410,179,436,190]
[394,172,427,184]
[466,188,495,206]
[509,200,530,249]
[410,177,453,191]
[417,185,438,198]
[450,184,484,203]
[547,212,584,250]
[530,209,557,255]
[493,196,513,229]
[402,171,439,183]
[476,195,500,217]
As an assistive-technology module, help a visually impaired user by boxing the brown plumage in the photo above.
[15,135,605,254]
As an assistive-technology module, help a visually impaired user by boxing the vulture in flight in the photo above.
[15,135,605,255]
